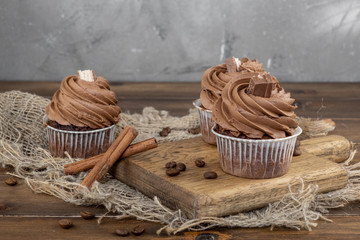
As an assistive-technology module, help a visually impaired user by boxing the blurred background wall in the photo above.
[0,0,359,82]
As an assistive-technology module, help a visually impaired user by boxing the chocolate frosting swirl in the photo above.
[46,75,121,129]
[212,72,298,139]
[200,58,264,110]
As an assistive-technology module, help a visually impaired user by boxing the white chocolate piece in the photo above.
[78,70,95,82]
[234,57,241,72]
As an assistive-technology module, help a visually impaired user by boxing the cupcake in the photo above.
[211,72,301,179]
[45,70,121,158]
[194,57,264,144]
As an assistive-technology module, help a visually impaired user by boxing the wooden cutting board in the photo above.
[111,135,350,218]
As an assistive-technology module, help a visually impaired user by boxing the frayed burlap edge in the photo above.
[155,147,358,235]
[296,117,336,140]
[0,90,358,235]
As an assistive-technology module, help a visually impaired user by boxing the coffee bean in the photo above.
[196,233,219,240]
[195,159,205,168]
[204,171,218,179]
[36,167,47,172]
[176,162,186,171]
[165,161,177,169]
[0,203,8,211]
[159,130,169,137]
[188,127,201,134]
[159,127,171,137]
[4,177,17,186]
[166,168,180,177]
[58,219,73,229]
[131,225,145,236]
[115,229,129,237]
[80,210,95,220]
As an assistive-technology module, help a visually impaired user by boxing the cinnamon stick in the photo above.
[64,138,157,175]
[64,155,101,175]
[80,126,138,189]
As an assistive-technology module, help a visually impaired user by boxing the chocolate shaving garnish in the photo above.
[239,58,264,73]
[225,57,238,73]
[247,73,277,98]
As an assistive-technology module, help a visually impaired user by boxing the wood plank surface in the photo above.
[111,136,349,218]
[1,82,359,117]
[301,135,351,163]
[1,82,360,99]
[1,216,360,240]
[0,81,360,239]
[0,174,107,217]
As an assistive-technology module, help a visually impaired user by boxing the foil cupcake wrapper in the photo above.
[193,99,216,145]
[212,126,302,179]
[44,116,116,158]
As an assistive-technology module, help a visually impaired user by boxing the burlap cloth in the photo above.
[0,90,359,235]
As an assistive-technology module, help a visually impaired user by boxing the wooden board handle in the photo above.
[300,135,351,163]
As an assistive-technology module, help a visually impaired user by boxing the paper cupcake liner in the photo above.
[44,116,116,158]
[193,99,216,145]
[212,126,302,179]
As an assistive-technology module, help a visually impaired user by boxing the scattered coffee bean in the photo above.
[159,127,171,137]
[195,159,205,168]
[115,228,129,237]
[293,139,301,156]
[165,161,177,169]
[195,232,219,240]
[166,168,180,177]
[0,203,8,211]
[131,225,145,236]
[204,171,218,179]
[80,210,95,220]
[36,167,47,172]
[176,162,186,171]
[159,130,169,137]
[58,219,73,229]
[4,177,17,186]
[188,127,201,134]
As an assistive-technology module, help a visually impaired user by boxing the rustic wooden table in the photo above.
[0,82,359,240]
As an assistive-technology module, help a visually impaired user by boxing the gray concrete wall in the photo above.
[0,0,359,82]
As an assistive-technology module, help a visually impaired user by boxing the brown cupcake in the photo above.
[195,57,265,145]
[211,72,301,178]
[45,70,121,158]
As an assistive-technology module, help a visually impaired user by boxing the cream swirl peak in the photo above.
[46,72,121,129]
[212,72,298,139]
[200,57,264,110]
